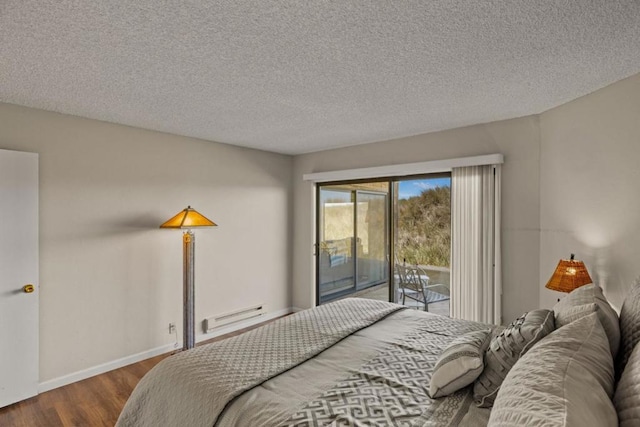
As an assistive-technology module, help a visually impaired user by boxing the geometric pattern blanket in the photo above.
[116,298,405,427]
[281,315,489,427]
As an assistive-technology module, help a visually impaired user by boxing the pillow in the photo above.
[615,341,640,426]
[488,313,617,426]
[473,309,554,408]
[553,283,620,358]
[428,329,491,398]
[554,301,597,325]
[618,278,640,374]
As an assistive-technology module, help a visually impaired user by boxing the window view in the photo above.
[317,175,451,316]
[394,176,451,316]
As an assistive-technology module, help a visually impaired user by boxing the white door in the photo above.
[0,149,39,408]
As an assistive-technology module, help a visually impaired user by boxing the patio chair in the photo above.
[423,281,450,311]
[397,265,427,309]
[397,265,450,311]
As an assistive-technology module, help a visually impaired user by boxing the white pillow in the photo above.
[428,329,491,398]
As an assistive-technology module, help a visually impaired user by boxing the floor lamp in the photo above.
[160,206,217,350]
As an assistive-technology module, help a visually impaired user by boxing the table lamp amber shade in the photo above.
[160,206,217,229]
[545,254,592,293]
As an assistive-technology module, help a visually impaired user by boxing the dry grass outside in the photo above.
[322,186,451,270]
[396,186,450,268]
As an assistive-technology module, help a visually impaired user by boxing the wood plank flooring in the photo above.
[0,317,283,427]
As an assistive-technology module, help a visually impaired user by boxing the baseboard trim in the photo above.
[38,342,176,393]
[38,306,296,394]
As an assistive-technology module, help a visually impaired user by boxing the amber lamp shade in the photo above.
[545,254,592,293]
[160,206,217,229]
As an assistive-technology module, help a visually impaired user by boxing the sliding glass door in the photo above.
[317,183,389,304]
[393,176,451,316]
[316,175,451,316]
[317,188,356,302]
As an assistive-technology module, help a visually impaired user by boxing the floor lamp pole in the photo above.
[183,230,195,350]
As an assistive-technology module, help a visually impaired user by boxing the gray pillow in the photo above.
[618,279,640,374]
[488,313,616,426]
[428,329,491,398]
[473,309,554,408]
[615,341,640,426]
[553,283,620,358]
[554,302,597,325]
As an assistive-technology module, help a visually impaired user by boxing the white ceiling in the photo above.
[2,1,640,155]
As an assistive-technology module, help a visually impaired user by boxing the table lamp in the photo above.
[545,253,592,293]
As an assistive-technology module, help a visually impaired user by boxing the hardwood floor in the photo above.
[0,317,283,427]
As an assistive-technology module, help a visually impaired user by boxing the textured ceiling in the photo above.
[1,1,640,155]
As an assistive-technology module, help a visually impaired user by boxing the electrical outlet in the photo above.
[169,323,176,334]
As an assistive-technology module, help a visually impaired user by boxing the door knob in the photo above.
[23,284,35,293]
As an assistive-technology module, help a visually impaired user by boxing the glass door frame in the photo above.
[354,189,389,291]
[315,178,396,305]
[317,187,357,300]
[315,173,452,307]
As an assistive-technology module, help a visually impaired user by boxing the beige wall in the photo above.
[293,116,541,323]
[0,103,293,383]
[539,73,640,311]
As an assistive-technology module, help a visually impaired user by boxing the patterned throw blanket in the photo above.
[281,314,489,427]
[116,298,405,427]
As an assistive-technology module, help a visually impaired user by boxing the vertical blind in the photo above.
[451,164,502,324]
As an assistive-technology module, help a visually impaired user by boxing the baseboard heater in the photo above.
[203,304,266,332]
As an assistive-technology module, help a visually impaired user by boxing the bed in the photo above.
[117,282,640,427]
